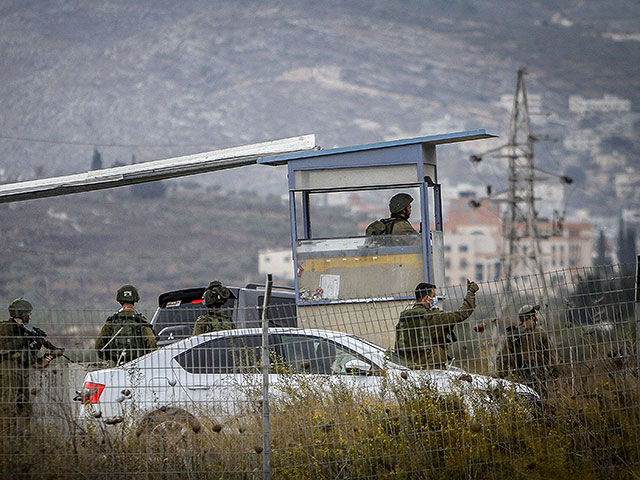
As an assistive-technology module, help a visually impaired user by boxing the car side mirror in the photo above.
[344,359,372,375]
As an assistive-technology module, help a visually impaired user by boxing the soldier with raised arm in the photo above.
[395,280,479,369]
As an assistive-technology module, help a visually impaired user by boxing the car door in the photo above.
[171,334,269,418]
[270,333,384,397]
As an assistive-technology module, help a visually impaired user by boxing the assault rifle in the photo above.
[24,326,72,362]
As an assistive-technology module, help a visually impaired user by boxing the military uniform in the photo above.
[193,309,235,336]
[395,288,477,369]
[366,193,418,237]
[0,319,40,434]
[193,280,235,336]
[95,309,157,364]
[385,217,418,234]
[389,218,417,234]
[497,321,559,384]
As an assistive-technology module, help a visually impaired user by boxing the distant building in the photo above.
[569,94,631,114]
[614,170,640,206]
[534,220,593,272]
[443,196,502,285]
[443,195,593,285]
[258,249,294,281]
[563,129,600,151]
[533,183,568,219]
[622,208,640,228]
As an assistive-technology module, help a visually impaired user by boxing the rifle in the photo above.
[24,326,73,362]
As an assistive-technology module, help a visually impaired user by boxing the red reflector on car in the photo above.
[82,382,105,404]
[191,299,203,304]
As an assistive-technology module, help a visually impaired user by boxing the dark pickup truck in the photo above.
[150,283,297,346]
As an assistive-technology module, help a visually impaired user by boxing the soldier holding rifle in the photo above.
[0,298,55,435]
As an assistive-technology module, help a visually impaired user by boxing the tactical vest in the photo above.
[395,305,432,356]
[103,312,152,363]
[0,320,35,368]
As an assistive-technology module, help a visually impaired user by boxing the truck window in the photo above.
[257,295,297,327]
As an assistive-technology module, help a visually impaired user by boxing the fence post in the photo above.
[261,274,273,480]
[636,256,640,376]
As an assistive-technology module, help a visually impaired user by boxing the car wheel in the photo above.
[136,407,202,438]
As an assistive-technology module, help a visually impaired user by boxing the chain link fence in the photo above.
[0,263,638,478]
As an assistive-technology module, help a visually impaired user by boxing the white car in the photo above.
[79,328,538,432]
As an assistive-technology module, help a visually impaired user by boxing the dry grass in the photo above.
[2,365,639,480]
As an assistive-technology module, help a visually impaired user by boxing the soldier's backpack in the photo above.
[365,218,400,236]
[104,312,151,363]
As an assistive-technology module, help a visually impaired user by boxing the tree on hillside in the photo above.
[611,217,637,309]
[566,264,635,326]
[616,216,637,268]
[624,226,637,268]
[131,181,167,199]
[616,216,624,264]
[91,148,103,170]
[130,153,166,199]
[594,229,611,266]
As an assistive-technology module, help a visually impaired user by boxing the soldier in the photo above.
[497,304,559,386]
[193,281,235,336]
[365,193,418,236]
[95,285,157,365]
[0,298,53,435]
[395,280,479,369]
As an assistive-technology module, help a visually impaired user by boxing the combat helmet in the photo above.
[518,304,540,320]
[116,284,140,304]
[203,280,231,308]
[9,297,33,320]
[389,193,413,214]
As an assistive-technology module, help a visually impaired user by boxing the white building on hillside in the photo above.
[443,196,593,286]
[569,94,631,114]
[258,249,294,282]
[563,129,600,151]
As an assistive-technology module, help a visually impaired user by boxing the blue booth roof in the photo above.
[257,129,497,167]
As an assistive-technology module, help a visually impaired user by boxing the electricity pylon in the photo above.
[503,69,547,287]
[470,68,549,294]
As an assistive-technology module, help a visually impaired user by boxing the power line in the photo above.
[0,134,216,149]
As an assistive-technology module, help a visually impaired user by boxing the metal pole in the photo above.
[0,134,316,204]
[261,274,273,480]
[635,256,640,376]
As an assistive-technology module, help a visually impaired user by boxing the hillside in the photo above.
[1,0,639,310]
[1,0,638,209]
[0,185,310,309]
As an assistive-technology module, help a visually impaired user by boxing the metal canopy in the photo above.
[257,129,497,168]
[0,134,316,204]
[259,129,496,192]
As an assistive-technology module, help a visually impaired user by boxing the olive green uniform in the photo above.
[193,309,235,336]
[0,319,40,434]
[395,290,476,369]
[387,217,417,234]
[95,309,157,364]
[497,322,559,384]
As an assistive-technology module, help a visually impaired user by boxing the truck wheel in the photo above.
[136,407,201,437]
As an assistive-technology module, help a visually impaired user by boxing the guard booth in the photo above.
[259,130,495,348]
